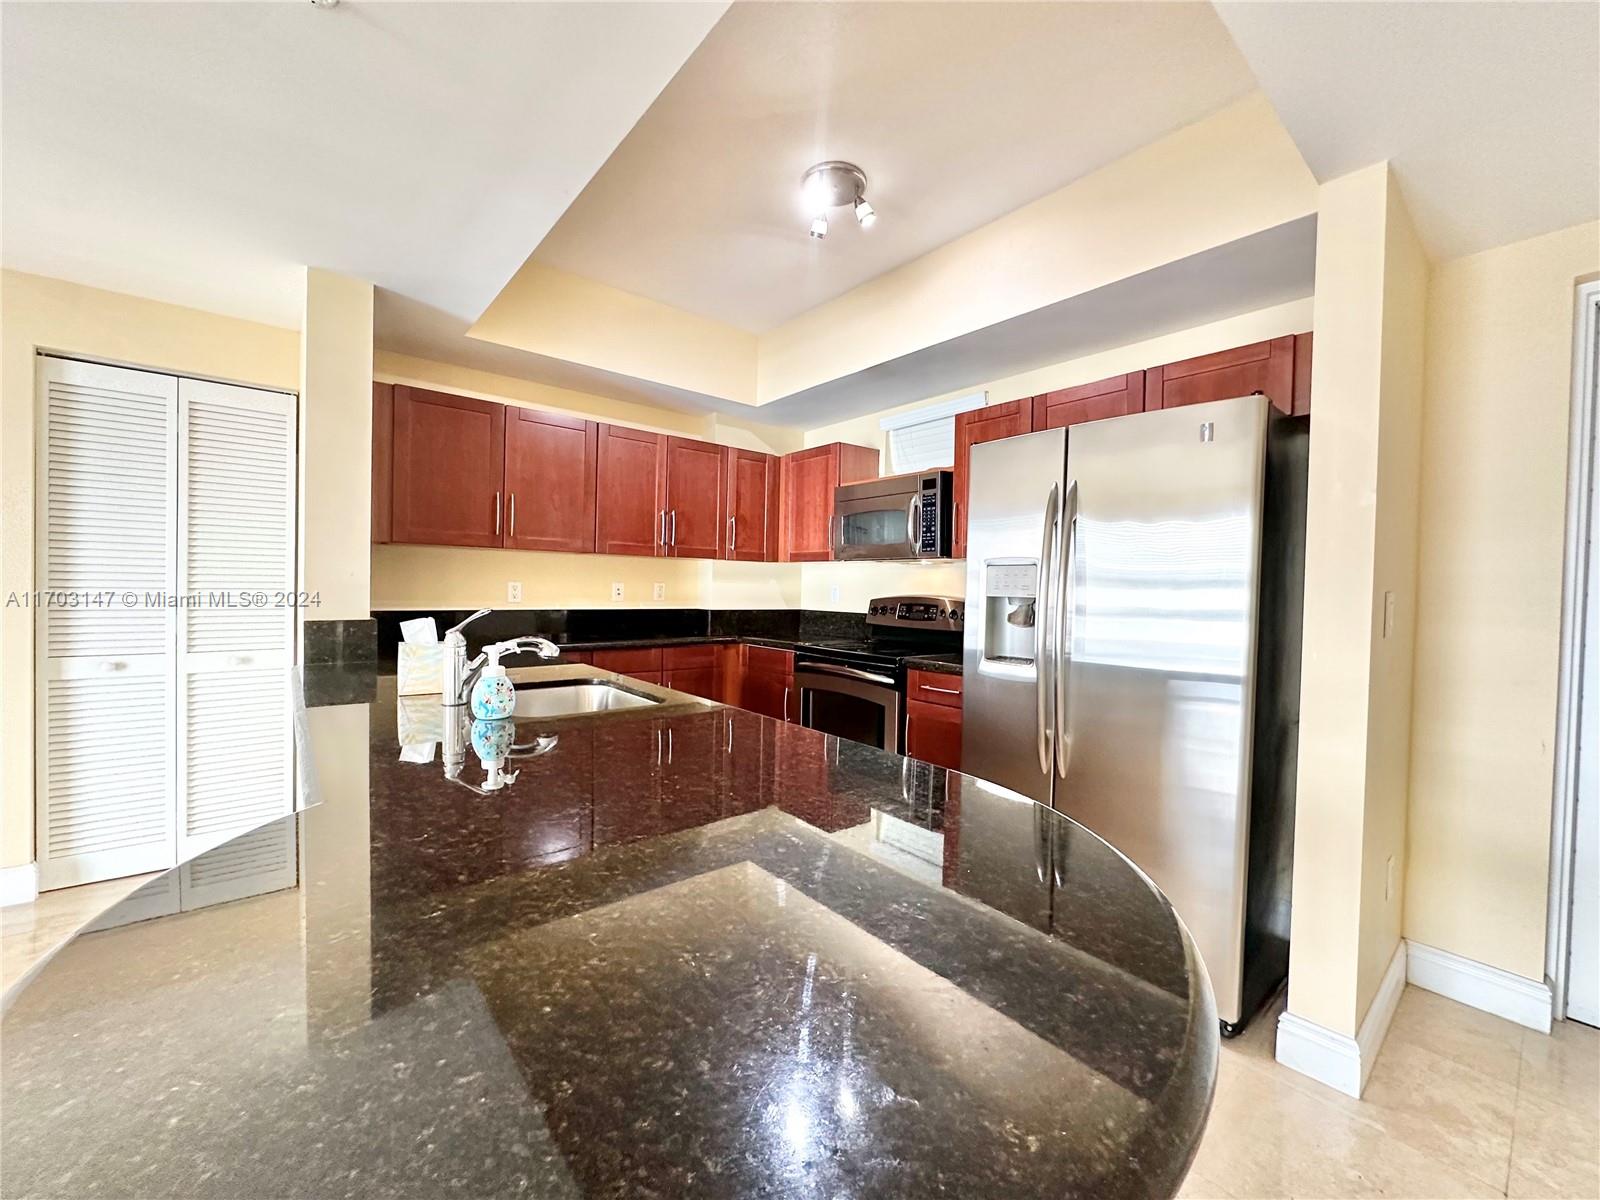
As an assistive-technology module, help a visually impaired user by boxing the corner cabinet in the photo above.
[1145,336,1300,416]
[723,447,780,562]
[779,442,880,562]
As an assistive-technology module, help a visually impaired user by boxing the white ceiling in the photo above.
[1,0,727,328]
[1215,1,1599,260]
[529,1,1257,333]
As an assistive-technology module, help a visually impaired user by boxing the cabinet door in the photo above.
[662,436,725,559]
[504,408,597,553]
[596,424,665,556]
[953,400,1032,558]
[723,448,776,562]
[1032,373,1144,431]
[1146,336,1297,415]
[780,445,838,562]
[906,698,963,771]
[372,382,393,544]
[665,666,717,699]
[392,386,506,547]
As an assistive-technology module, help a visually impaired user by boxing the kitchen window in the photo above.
[881,391,987,474]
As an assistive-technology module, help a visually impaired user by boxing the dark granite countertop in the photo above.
[2,669,1214,1199]
[904,652,963,675]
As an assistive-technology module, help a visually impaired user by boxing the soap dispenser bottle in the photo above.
[469,643,517,720]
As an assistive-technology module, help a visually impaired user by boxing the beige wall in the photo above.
[0,270,300,870]
[1287,164,1428,1037]
[1406,221,1600,981]
[299,269,374,623]
[469,262,759,405]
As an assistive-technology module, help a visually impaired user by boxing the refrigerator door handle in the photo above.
[1055,479,1079,778]
[1036,483,1060,774]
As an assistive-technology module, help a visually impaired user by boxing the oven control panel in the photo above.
[866,594,965,631]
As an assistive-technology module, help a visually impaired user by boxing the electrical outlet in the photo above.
[611,581,624,602]
[506,581,522,603]
[1385,854,1396,901]
[830,584,840,603]
[652,582,666,601]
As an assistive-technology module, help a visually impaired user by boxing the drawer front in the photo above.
[908,668,963,708]
[662,643,717,670]
[592,647,665,675]
[744,645,794,675]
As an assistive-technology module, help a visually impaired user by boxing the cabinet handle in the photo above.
[728,515,736,554]
[658,510,666,547]
[919,683,962,696]
[509,493,516,538]
[670,509,677,548]
[782,685,790,722]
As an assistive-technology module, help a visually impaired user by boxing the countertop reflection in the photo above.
[2,671,1216,1200]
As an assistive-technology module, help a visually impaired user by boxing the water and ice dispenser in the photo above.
[981,559,1042,666]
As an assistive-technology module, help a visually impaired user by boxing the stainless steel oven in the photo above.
[832,470,952,561]
[794,661,903,754]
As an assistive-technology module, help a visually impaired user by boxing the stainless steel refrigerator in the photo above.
[960,394,1307,1034]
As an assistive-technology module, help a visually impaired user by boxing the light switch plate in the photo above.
[1383,590,1397,639]
[652,582,666,601]
[830,584,840,603]
[506,581,522,603]
[611,582,624,601]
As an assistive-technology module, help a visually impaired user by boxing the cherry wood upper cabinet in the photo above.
[722,447,779,562]
[504,408,597,553]
[1032,372,1145,431]
[391,385,506,548]
[372,382,393,544]
[1146,335,1299,415]
[779,442,880,562]
[595,424,666,557]
[662,436,725,559]
[1292,332,1313,416]
[952,399,1032,559]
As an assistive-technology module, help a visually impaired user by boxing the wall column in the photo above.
[297,269,374,639]
[1278,162,1428,1092]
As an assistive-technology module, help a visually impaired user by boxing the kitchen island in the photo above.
[2,667,1217,1199]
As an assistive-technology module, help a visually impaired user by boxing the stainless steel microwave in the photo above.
[831,470,953,561]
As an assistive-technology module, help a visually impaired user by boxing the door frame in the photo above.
[1547,277,1600,1020]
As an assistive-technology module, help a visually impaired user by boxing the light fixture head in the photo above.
[800,161,872,235]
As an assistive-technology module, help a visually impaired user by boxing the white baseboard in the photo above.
[1276,939,1407,1098]
[1406,939,1552,1034]
[0,862,38,907]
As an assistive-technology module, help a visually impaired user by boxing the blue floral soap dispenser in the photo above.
[469,643,517,720]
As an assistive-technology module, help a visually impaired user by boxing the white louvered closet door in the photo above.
[36,358,178,890]
[176,378,297,862]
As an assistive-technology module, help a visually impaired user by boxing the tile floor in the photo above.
[5,883,1598,1197]
[1183,987,1600,1199]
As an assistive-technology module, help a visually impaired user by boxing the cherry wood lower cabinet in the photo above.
[738,645,797,721]
[779,442,880,562]
[904,669,963,771]
[591,647,663,679]
[504,408,597,553]
[1146,336,1299,416]
[663,644,719,700]
[723,447,780,562]
[391,385,506,547]
[952,399,1032,559]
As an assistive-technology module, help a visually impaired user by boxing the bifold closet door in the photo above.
[176,378,297,861]
[36,358,178,890]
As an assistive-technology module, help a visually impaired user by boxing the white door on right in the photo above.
[1568,438,1598,1028]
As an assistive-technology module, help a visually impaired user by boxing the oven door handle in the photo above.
[797,662,897,688]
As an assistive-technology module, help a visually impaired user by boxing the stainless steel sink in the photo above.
[513,680,662,719]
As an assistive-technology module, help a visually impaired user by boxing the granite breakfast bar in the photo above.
[1,666,1217,1199]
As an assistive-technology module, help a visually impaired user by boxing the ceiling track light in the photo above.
[800,160,874,238]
